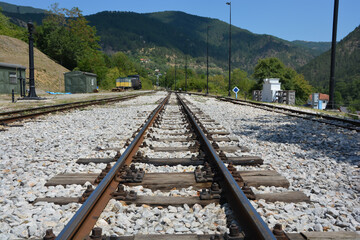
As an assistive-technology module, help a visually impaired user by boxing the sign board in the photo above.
[233,86,239,99]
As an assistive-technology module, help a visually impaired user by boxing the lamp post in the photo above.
[185,52,188,93]
[174,56,177,91]
[226,2,232,97]
[27,21,39,98]
[185,39,191,93]
[326,0,339,110]
[206,25,210,95]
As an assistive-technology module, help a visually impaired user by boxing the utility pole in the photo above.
[185,52,188,92]
[175,56,177,91]
[226,2,232,97]
[326,0,339,109]
[206,26,210,95]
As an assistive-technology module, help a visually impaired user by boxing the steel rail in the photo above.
[222,97,360,127]
[188,92,359,131]
[221,98,360,132]
[176,93,276,240]
[0,95,132,116]
[0,93,149,124]
[56,93,170,240]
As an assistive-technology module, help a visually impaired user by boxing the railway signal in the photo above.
[233,86,239,99]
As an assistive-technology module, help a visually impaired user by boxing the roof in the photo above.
[64,71,97,77]
[0,62,26,70]
[309,93,329,101]
[263,78,280,84]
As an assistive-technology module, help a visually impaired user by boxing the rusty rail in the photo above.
[176,93,276,239]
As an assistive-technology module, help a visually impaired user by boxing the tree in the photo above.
[110,52,136,75]
[253,57,285,85]
[35,4,102,71]
[0,8,27,40]
[231,69,256,94]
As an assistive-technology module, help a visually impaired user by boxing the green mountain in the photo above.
[292,40,331,56]
[0,2,336,78]
[85,10,319,73]
[299,25,360,107]
[0,1,46,14]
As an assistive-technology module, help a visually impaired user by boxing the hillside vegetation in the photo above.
[2,8,326,73]
[299,26,360,110]
[292,40,331,56]
[86,11,319,74]
[0,1,46,14]
[2,2,357,107]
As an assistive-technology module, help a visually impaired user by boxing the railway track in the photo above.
[35,92,278,239]
[0,92,148,126]
[3,91,358,239]
[190,93,360,132]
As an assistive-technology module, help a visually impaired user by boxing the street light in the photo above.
[206,25,210,95]
[185,39,189,93]
[27,21,38,98]
[185,53,187,92]
[326,0,339,110]
[226,2,231,97]
[174,56,177,91]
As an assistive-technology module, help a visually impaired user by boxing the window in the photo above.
[9,72,17,84]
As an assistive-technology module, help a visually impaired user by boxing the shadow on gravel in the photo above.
[233,114,360,165]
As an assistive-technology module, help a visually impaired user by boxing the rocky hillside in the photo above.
[0,35,69,92]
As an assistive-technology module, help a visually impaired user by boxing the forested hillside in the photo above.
[2,4,329,74]
[86,11,319,73]
[299,26,360,110]
[0,1,46,14]
[3,1,357,107]
[292,40,331,56]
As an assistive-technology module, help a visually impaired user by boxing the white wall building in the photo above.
[261,78,281,103]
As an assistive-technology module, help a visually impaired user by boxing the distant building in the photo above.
[252,78,295,105]
[261,78,281,102]
[64,71,97,93]
[0,62,26,94]
[308,93,329,110]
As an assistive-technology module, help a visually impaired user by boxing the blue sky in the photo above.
[5,0,360,42]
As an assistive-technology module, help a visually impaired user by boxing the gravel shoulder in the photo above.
[0,92,166,239]
[185,94,360,232]
[0,90,152,112]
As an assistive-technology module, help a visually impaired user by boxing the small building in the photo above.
[252,90,262,101]
[64,71,97,93]
[308,93,329,110]
[276,90,296,105]
[262,78,281,102]
[0,62,26,94]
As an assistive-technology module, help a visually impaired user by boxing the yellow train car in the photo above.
[116,77,132,88]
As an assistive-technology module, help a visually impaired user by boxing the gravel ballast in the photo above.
[0,92,166,239]
[185,94,359,232]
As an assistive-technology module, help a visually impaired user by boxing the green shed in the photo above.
[64,71,97,93]
[0,62,26,94]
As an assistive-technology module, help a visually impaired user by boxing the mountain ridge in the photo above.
[1,1,331,74]
[299,25,360,107]
[0,1,46,14]
[85,10,320,73]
